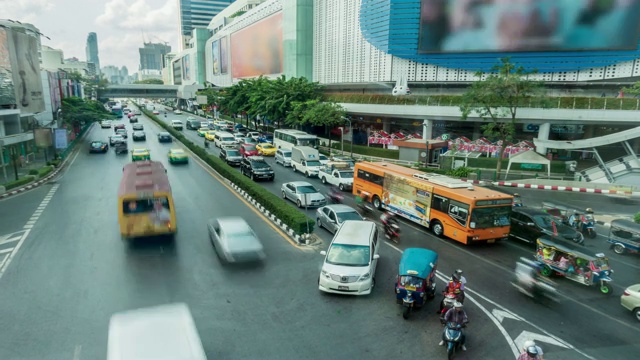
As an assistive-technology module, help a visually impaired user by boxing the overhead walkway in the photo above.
[101,84,205,99]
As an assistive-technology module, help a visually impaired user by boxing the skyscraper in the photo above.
[179,0,235,48]
[139,42,172,71]
[85,32,100,75]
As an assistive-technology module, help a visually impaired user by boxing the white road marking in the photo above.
[514,330,570,351]
[0,248,14,254]
[492,309,520,323]
[0,253,8,269]
[72,345,82,360]
[22,225,33,229]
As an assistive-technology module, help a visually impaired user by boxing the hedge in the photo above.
[38,165,54,178]
[329,142,400,159]
[4,175,36,190]
[139,107,315,235]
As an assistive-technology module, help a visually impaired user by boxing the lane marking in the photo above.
[72,345,82,360]
[0,248,14,254]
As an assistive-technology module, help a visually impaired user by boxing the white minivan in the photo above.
[319,220,379,295]
[214,131,237,148]
[275,148,292,167]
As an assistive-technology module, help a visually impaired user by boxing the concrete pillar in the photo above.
[472,122,483,139]
[536,123,551,155]
[382,118,391,133]
[422,119,433,140]
[583,125,595,139]
[632,137,640,153]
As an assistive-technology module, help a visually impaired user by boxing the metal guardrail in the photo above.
[319,146,423,167]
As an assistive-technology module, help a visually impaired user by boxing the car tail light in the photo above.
[623,290,631,296]
[166,221,172,229]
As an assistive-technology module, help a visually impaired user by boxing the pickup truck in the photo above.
[319,163,354,191]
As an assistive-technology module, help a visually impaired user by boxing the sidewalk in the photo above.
[0,151,50,186]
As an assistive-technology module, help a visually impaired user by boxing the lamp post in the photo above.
[342,117,353,157]
[340,127,344,154]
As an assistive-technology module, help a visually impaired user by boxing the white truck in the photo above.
[291,146,323,178]
[319,162,354,191]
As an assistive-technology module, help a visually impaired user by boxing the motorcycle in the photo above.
[384,222,400,243]
[580,214,597,239]
[512,258,559,305]
[358,203,374,218]
[327,190,344,204]
[443,321,466,360]
[439,292,458,324]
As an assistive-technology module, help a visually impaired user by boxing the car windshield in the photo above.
[399,275,424,288]
[282,151,291,157]
[112,136,123,140]
[470,206,511,229]
[252,161,270,168]
[261,144,274,149]
[319,155,328,161]
[533,214,557,230]
[159,133,170,137]
[245,145,256,151]
[227,150,240,156]
[338,171,354,178]
[171,150,184,154]
[116,129,125,133]
[296,185,317,194]
[307,160,322,167]
[133,150,147,154]
[91,142,103,147]
[335,210,362,223]
[326,244,370,267]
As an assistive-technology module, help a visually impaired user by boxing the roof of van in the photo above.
[333,220,376,245]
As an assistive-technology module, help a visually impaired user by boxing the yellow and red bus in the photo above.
[353,162,512,244]
[118,161,177,240]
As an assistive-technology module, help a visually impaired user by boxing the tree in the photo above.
[61,96,114,127]
[459,58,546,174]
[286,100,346,148]
[134,78,164,85]
[622,82,640,97]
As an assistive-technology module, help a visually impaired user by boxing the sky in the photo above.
[1,0,180,74]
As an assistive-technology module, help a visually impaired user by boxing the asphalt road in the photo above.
[0,114,519,360]
[156,107,640,359]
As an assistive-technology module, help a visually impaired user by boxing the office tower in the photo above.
[179,0,235,48]
[139,42,172,71]
[85,32,100,75]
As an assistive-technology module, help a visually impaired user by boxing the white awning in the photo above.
[505,150,550,180]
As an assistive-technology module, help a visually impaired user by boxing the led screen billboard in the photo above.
[230,12,283,78]
[173,60,182,85]
[418,0,640,53]
[9,29,45,113]
[182,54,191,82]
[0,28,16,108]
[212,40,220,75]
[220,37,229,74]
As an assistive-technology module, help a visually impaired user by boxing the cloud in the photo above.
[96,0,177,32]
[0,0,55,24]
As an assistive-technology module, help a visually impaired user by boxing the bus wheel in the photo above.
[431,221,444,237]
[372,196,382,209]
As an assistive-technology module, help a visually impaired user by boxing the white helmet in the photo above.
[454,302,463,309]
[523,340,536,349]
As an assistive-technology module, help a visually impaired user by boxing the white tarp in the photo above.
[505,150,550,180]
[533,126,640,150]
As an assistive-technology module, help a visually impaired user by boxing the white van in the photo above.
[275,149,292,167]
[107,303,207,360]
[291,146,322,177]
[214,131,237,148]
[319,220,379,295]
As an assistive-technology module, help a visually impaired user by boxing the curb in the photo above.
[492,181,640,196]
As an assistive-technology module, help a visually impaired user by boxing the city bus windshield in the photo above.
[470,206,511,229]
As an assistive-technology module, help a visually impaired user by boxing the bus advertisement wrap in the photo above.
[383,173,433,227]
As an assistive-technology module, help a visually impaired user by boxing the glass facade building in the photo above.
[85,32,100,75]
[179,0,236,37]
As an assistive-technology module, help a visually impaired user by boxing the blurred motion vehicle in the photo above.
[157,132,172,143]
[168,149,189,164]
[132,131,146,141]
[89,140,109,153]
[247,131,261,141]
[258,133,273,144]
[243,137,258,145]
[186,119,201,130]
[234,133,245,144]
[115,128,128,139]
[109,134,125,146]
[256,143,276,156]
[107,303,206,360]
[205,131,217,141]
[621,284,640,321]
[240,144,259,158]
[512,257,559,305]
[118,161,176,239]
[207,217,265,264]
[241,156,275,181]
[152,110,160,115]
[174,109,182,114]
[101,120,112,128]
[281,181,326,208]
[219,146,243,166]
[132,124,144,131]
[114,123,125,132]
[171,120,183,130]
[607,219,640,255]
[197,128,209,137]
[114,142,128,155]
[129,116,138,123]
[316,204,364,234]
[131,148,151,162]
[510,207,584,245]
[319,220,380,295]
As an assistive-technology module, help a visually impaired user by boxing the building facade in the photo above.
[139,42,172,71]
[179,0,236,49]
[85,32,100,75]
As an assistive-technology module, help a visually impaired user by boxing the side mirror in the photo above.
[527,222,535,227]
[320,250,327,256]
[373,254,380,260]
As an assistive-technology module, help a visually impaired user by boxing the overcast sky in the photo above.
[2,0,180,74]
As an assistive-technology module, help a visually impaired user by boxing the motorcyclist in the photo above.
[454,269,467,288]
[355,192,371,213]
[522,340,544,360]
[380,211,398,240]
[568,210,582,229]
[439,302,468,351]
[328,186,343,203]
[517,345,541,360]
[438,272,465,313]
[512,193,523,207]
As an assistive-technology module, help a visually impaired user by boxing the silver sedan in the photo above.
[281,181,326,208]
[316,204,365,234]
[207,217,265,264]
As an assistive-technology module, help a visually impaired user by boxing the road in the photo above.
[157,108,640,359]
[0,114,519,360]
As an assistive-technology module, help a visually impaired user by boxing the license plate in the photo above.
[405,286,416,291]
[338,286,349,291]
[487,239,495,244]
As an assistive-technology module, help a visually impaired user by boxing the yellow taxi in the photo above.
[205,131,217,141]
[168,148,189,164]
[256,143,277,156]
[197,128,210,137]
[131,148,151,162]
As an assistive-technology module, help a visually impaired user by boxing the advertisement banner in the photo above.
[173,60,182,85]
[54,129,68,149]
[211,40,220,75]
[418,0,640,53]
[382,173,433,227]
[182,54,191,82]
[220,37,228,74]
[230,12,283,78]
[34,128,52,147]
[0,28,17,108]
[47,71,62,114]
[10,30,45,113]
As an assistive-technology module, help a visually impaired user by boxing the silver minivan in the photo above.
[275,149,292,167]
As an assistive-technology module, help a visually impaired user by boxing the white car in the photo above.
[621,284,640,321]
[319,221,379,295]
[207,217,265,264]
[234,133,245,144]
[318,154,330,165]
[247,131,261,141]
[174,109,183,115]
[101,120,112,128]
[281,181,326,208]
[171,120,183,130]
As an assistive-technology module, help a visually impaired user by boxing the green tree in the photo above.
[61,96,114,127]
[286,100,346,148]
[622,82,640,97]
[133,78,164,85]
[459,58,546,174]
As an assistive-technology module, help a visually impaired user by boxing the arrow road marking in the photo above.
[492,309,520,323]
[514,330,570,352]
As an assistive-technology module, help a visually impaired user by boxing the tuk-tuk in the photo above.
[395,248,438,319]
[607,219,640,255]
[535,236,613,294]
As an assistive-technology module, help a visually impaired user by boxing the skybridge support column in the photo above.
[592,148,614,183]
[535,123,551,155]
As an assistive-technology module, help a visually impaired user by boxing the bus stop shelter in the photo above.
[505,150,550,180]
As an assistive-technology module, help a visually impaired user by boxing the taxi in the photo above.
[197,128,209,137]
[205,131,217,141]
[131,148,151,162]
[168,148,189,164]
[256,143,276,156]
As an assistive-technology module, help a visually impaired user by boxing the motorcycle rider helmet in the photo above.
[523,340,536,349]
[585,208,593,213]
[452,272,460,281]
[455,269,463,278]
[454,302,463,309]
[526,346,538,357]
[513,193,520,197]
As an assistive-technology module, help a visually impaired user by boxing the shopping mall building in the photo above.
[169,0,640,156]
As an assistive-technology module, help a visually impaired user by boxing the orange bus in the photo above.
[118,161,177,240]
[352,162,512,244]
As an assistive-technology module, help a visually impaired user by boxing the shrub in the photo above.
[4,175,35,190]
[140,107,315,234]
[28,169,39,176]
[447,166,473,178]
[634,212,640,224]
[38,165,54,178]
[329,142,399,159]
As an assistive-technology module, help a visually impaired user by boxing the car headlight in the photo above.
[321,270,330,279]
[359,272,371,281]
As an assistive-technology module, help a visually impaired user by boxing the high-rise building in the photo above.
[179,0,235,49]
[139,42,172,71]
[85,32,100,75]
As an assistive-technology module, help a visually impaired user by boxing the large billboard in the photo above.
[382,173,433,227]
[9,29,45,113]
[0,28,16,108]
[173,60,182,85]
[219,37,229,74]
[182,54,191,82]
[211,40,220,75]
[230,12,283,78]
[47,71,62,113]
[418,0,640,53]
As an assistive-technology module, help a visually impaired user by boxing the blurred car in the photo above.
[207,217,265,264]
[331,155,356,168]
[241,156,274,181]
[129,116,138,123]
[243,137,258,145]
[256,143,276,156]
[316,205,364,234]
[205,131,217,141]
[219,146,243,166]
[197,128,209,137]
[127,112,135,119]
[100,120,112,129]
[152,110,160,115]
[174,109,183,115]
[246,131,261,141]
[134,110,141,115]
[132,131,146,141]
[114,123,125,132]
[621,284,640,322]
[186,119,201,130]
[157,132,172,143]
[236,127,248,135]
[318,154,330,165]
[168,148,189,164]
[132,123,144,131]
[281,181,327,208]
[171,120,183,131]
[257,134,273,144]
[240,143,259,157]
[131,148,151,162]
[510,207,584,245]
[89,140,109,153]
[234,133,245,144]
[115,128,128,139]
[109,134,125,146]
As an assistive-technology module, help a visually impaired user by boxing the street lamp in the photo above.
[342,117,353,157]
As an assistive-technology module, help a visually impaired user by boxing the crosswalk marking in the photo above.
[0,248,14,254]
[0,231,28,245]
